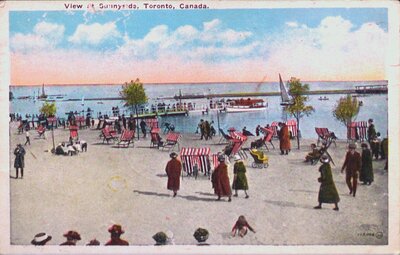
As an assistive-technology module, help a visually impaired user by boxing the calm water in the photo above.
[9,81,388,139]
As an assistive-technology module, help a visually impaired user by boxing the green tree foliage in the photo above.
[285,77,315,149]
[333,94,359,127]
[39,101,57,117]
[120,78,148,139]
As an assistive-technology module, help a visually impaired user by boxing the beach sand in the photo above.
[9,122,388,246]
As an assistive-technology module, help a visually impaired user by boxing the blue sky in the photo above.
[9,8,389,84]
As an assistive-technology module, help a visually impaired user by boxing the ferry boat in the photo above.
[318,96,329,101]
[223,98,267,113]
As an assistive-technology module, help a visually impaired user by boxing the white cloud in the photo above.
[68,22,121,45]
[285,22,298,28]
[203,19,220,31]
[10,21,65,52]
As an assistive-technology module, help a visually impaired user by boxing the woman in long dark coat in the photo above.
[360,143,374,185]
[14,144,25,179]
[314,155,340,211]
[211,155,232,202]
[165,152,182,197]
[232,155,249,198]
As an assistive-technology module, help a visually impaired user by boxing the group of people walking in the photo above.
[196,119,216,140]
[165,152,249,201]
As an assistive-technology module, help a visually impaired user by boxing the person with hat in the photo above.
[278,122,291,155]
[165,152,182,197]
[360,143,374,185]
[86,239,100,246]
[13,144,25,179]
[341,143,361,197]
[105,224,129,245]
[367,118,377,145]
[232,155,249,198]
[314,155,340,211]
[211,155,232,202]
[31,232,52,245]
[60,230,81,245]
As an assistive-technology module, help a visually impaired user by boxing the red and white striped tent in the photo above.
[271,120,298,138]
[180,147,211,176]
[47,117,57,127]
[347,121,367,141]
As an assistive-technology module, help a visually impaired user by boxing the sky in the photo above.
[9,8,389,85]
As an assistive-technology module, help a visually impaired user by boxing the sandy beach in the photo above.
[9,122,388,246]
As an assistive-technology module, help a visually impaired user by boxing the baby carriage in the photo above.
[249,149,269,168]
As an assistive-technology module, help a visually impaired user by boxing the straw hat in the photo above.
[31,232,52,245]
[234,155,241,161]
[108,224,124,235]
[320,155,330,163]
[63,231,81,241]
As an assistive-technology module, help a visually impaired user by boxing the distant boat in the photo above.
[38,83,48,100]
[81,96,85,106]
[318,96,329,101]
[279,74,294,106]
[223,98,267,113]
[97,101,104,104]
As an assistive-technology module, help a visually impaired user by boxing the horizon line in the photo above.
[10,79,388,87]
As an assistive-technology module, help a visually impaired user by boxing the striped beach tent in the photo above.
[286,119,298,138]
[347,121,367,142]
[47,117,58,128]
[271,122,279,138]
[357,121,367,141]
[180,147,211,177]
[347,122,358,141]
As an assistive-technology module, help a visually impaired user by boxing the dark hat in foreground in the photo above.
[63,231,81,240]
[108,224,124,234]
[170,152,178,158]
[31,232,52,245]
[320,155,330,163]
[218,155,225,162]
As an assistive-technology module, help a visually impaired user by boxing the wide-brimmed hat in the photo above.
[108,224,124,235]
[348,143,357,149]
[218,155,225,162]
[234,155,241,161]
[170,152,178,158]
[63,231,81,240]
[31,232,52,245]
[320,155,330,163]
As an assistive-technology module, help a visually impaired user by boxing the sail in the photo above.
[279,74,293,106]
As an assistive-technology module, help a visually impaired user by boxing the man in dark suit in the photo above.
[341,143,361,197]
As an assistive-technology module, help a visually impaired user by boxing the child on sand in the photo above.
[231,216,256,237]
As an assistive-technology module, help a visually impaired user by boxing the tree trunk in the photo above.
[135,105,140,140]
[296,115,300,150]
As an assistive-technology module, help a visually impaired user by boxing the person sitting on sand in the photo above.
[231,215,256,237]
[105,224,129,246]
[304,143,321,163]
[60,230,81,245]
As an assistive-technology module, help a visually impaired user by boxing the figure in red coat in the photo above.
[341,143,361,197]
[211,155,232,202]
[105,224,129,246]
[165,152,182,197]
[278,122,291,155]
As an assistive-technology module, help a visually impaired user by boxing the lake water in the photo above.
[9,81,388,139]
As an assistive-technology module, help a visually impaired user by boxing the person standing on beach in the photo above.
[341,143,361,197]
[278,122,291,155]
[232,155,249,198]
[204,120,211,140]
[122,114,126,129]
[140,119,147,138]
[367,119,377,145]
[24,130,30,146]
[211,155,232,202]
[165,152,182,197]
[360,143,374,185]
[14,144,25,179]
[105,224,129,246]
[314,155,340,211]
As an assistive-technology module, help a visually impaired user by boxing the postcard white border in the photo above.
[0,1,399,254]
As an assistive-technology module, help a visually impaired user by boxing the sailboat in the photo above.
[38,84,48,100]
[279,74,294,106]
[81,96,85,106]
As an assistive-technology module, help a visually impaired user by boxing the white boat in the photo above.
[279,74,294,106]
[223,98,267,113]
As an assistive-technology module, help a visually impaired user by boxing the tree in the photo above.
[120,78,148,140]
[333,94,360,128]
[285,77,315,149]
[39,101,57,117]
